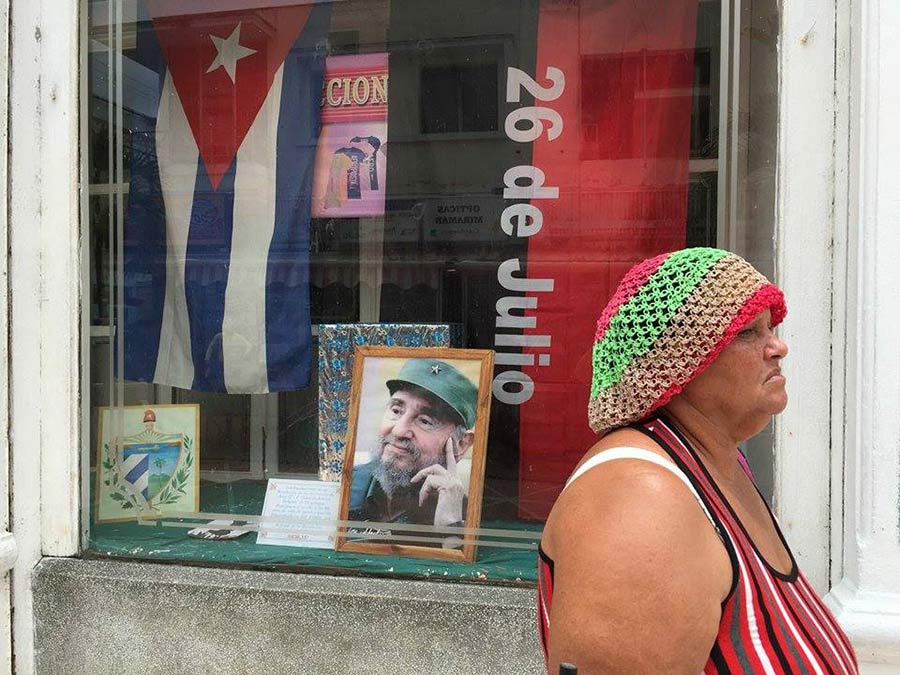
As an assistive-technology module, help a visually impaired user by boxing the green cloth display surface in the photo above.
[89,480,540,584]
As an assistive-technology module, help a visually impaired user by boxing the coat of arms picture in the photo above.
[95,404,200,522]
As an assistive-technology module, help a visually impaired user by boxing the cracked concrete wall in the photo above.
[33,558,544,675]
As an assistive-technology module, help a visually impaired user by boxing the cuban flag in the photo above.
[124,1,331,393]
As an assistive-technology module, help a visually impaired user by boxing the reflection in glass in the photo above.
[84,0,776,583]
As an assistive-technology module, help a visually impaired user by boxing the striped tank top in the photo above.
[537,416,858,674]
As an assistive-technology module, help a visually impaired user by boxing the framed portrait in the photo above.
[317,323,459,481]
[335,347,494,562]
[95,404,200,522]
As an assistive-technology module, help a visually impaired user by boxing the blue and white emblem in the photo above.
[114,408,189,510]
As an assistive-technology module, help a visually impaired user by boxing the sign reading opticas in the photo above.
[423,198,501,242]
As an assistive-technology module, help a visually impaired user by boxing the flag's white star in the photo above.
[206,23,256,84]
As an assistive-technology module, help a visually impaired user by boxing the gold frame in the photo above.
[335,346,494,562]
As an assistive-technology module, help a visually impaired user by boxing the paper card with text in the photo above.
[256,479,341,549]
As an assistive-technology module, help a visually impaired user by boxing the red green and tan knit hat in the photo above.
[588,247,787,434]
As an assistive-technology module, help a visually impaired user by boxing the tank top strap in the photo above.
[636,416,746,530]
[563,446,719,534]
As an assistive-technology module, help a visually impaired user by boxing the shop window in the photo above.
[83,0,778,583]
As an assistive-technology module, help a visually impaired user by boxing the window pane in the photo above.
[84,0,776,581]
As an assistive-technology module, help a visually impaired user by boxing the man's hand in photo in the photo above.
[411,435,465,529]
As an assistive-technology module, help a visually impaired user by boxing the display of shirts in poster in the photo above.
[312,54,389,217]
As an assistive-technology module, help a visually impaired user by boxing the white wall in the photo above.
[774,0,838,594]
[824,0,900,669]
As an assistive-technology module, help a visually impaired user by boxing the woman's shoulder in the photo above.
[541,425,698,557]
[573,425,670,470]
[539,426,733,673]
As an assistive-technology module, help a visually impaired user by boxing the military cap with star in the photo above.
[386,358,478,429]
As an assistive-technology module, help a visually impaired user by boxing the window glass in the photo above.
[84,0,777,582]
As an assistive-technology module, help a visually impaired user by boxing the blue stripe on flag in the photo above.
[266,2,331,391]
[123,13,168,385]
[184,157,238,392]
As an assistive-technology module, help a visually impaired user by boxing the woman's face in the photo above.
[678,308,788,437]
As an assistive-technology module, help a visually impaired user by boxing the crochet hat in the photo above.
[588,247,787,434]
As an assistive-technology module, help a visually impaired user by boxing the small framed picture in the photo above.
[335,347,494,562]
[95,404,200,522]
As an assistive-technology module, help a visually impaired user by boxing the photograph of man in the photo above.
[348,358,478,532]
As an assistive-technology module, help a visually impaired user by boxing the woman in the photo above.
[538,248,857,674]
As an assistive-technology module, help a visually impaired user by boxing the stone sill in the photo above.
[33,557,544,675]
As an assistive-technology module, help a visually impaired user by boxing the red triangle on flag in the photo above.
[146,3,313,190]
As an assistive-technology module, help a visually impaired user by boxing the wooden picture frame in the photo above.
[335,346,494,562]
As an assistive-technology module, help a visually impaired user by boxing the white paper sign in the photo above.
[256,479,340,549]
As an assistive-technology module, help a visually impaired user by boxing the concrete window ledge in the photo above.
[33,557,544,675]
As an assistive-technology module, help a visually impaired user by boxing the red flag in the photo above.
[517,0,698,518]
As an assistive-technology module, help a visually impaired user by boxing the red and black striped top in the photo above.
[537,416,858,674]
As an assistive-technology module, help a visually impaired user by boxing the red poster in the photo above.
[517,0,699,518]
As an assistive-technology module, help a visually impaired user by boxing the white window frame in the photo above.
[60,2,841,573]
[771,0,841,594]
[9,0,81,672]
[14,0,886,669]
[0,2,13,674]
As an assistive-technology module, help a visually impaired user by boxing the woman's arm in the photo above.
[543,437,733,674]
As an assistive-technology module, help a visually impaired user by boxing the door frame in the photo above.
[9,0,81,672]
